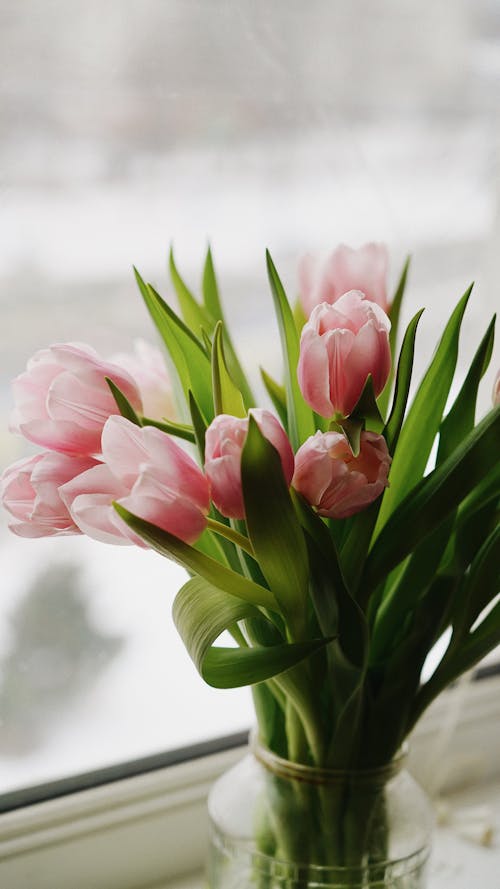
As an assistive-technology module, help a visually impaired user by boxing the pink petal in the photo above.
[47,372,117,428]
[324,328,355,416]
[343,320,391,411]
[101,416,150,484]
[118,489,207,545]
[69,493,132,545]
[18,418,101,455]
[298,327,334,417]
[206,454,245,519]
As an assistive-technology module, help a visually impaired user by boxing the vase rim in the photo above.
[250,728,408,785]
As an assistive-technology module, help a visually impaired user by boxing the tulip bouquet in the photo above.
[2,243,500,878]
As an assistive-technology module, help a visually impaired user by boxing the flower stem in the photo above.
[228,622,248,648]
[206,517,255,557]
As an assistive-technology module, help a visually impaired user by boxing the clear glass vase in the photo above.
[208,734,433,889]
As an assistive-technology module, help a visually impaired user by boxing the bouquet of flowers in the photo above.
[2,243,499,882]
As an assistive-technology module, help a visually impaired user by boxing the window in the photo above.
[1,0,499,804]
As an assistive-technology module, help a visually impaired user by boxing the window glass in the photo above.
[1,1,499,796]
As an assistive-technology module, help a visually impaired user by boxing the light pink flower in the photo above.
[111,339,175,421]
[297,291,391,418]
[204,409,295,520]
[10,343,143,457]
[1,451,98,538]
[492,370,500,407]
[60,416,210,546]
[293,430,391,519]
[299,243,389,317]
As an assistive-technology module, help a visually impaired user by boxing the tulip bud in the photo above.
[1,451,98,537]
[299,243,389,318]
[293,430,391,519]
[205,410,294,519]
[10,343,143,457]
[297,291,391,418]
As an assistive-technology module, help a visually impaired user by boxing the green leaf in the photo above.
[365,577,453,760]
[134,268,190,417]
[350,375,384,430]
[388,257,410,354]
[383,309,424,453]
[140,417,196,443]
[136,274,214,423]
[260,367,288,428]
[174,576,329,689]
[169,246,215,336]
[250,682,287,758]
[370,514,455,665]
[438,316,495,463]
[291,490,367,765]
[370,318,496,658]
[266,250,315,450]
[454,598,500,675]
[339,501,381,595]
[438,461,499,578]
[292,493,347,634]
[202,245,223,320]
[105,378,142,426]
[211,321,246,417]
[201,328,213,357]
[336,417,363,457]
[327,679,365,768]
[203,641,331,689]
[298,504,367,766]
[189,390,207,462]
[362,405,500,596]
[411,595,500,727]
[377,256,411,419]
[335,377,384,457]
[272,664,328,764]
[452,524,500,638]
[201,246,255,409]
[114,504,277,610]
[193,525,230,565]
[293,298,307,335]
[375,285,472,534]
[241,416,309,634]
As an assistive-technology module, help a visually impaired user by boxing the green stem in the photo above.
[267,678,287,710]
[206,517,255,557]
[285,700,308,762]
[228,622,248,648]
[275,671,325,765]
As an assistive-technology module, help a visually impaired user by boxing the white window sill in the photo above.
[1,675,499,889]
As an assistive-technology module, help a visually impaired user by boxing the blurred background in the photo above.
[1,0,499,796]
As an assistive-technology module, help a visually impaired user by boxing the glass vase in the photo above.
[208,734,433,889]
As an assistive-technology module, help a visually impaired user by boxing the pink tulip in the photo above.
[299,243,389,317]
[60,415,210,546]
[293,430,391,519]
[205,409,295,519]
[1,451,98,537]
[111,339,175,421]
[10,343,143,457]
[297,291,391,418]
